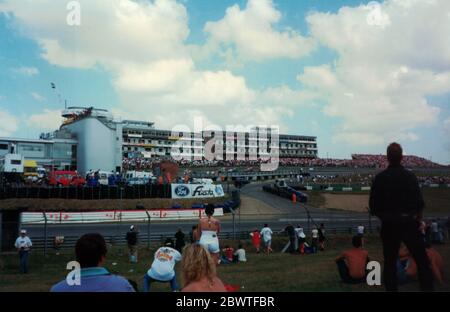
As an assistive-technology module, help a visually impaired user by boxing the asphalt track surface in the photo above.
[26,181,377,239]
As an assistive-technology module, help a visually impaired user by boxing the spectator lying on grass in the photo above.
[51,233,135,292]
[335,236,370,284]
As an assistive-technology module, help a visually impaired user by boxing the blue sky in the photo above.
[0,0,449,164]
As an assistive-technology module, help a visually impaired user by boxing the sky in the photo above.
[0,0,449,164]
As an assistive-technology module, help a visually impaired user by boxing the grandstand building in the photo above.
[0,130,77,170]
[1,107,318,174]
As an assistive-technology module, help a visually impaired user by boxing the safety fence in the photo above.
[0,184,172,200]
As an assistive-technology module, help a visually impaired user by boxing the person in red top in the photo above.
[335,236,370,284]
[250,229,261,254]
[222,246,234,263]
[401,244,444,285]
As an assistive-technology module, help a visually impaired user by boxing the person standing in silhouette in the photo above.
[369,142,433,291]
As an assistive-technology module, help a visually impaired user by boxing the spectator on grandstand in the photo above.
[398,243,444,285]
[143,240,181,292]
[198,204,221,265]
[249,229,261,253]
[260,224,273,255]
[311,227,319,253]
[126,225,139,263]
[51,233,135,292]
[175,228,186,253]
[319,223,326,251]
[15,230,32,274]
[335,236,370,284]
[234,244,247,262]
[181,244,227,292]
[369,142,433,291]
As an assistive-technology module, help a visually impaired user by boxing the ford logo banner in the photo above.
[174,185,190,197]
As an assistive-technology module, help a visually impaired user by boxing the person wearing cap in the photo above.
[143,240,181,292]
[15,229,32,273]
[126,225,139,263]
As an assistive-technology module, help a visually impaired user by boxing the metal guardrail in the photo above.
[26,224,379,251]
[28,230,253,250]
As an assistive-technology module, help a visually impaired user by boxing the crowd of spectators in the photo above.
[122,154,444,171]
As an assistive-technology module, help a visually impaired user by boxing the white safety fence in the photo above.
[21,208,224,225]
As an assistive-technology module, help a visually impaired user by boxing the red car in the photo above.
[48,171,86,187]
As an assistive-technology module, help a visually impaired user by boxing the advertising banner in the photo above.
[171,183,225,199]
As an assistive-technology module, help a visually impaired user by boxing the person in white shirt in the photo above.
[233,244,247,262]
[144,240,181,292]
[260,224,273,254]
[357,225,365,236]
[311,227,319,253]
[15,229,32,273]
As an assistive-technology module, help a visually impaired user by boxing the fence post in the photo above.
[365,206,373,234]
[230,208,236,240]
[43,211,48,257]
[145,209,151,249]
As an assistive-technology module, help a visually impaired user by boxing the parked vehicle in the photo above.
[0,153,24,174]
[24,160,39,182]
[48,171,86,187]
[126,177,150,186]
[97,171,115,186]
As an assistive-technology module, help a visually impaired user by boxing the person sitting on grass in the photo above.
[181,244,227,292]
[398,243,444,285]
[335,236,370,284]
[249,229,261,254]
[51,233,135,292]
[143,239,182,292]
[220,245,234,264]
[233,244,247,263]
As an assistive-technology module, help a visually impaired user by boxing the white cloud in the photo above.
[31,92,46,102]
[11,66,39,76]
[27,109,62,131]
[203,0,316,61]
[0,0,312,131]
[444,117,450,132]
[300,0,450,146]
[0,108,18,137]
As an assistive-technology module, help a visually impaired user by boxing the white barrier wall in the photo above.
[21,208,224,225]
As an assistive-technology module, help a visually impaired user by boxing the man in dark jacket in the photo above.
[126,225,139,263]
[369,142,433,291]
